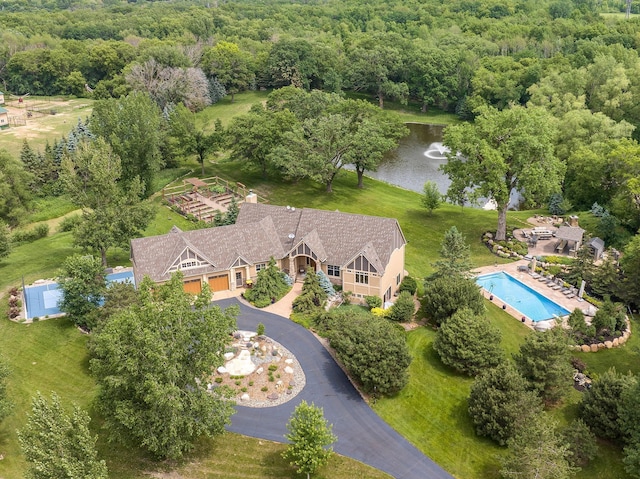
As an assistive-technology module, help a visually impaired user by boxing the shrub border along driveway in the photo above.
[218,298,453,479]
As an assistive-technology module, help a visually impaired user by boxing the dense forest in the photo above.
[1,0,640,249]
[3,2,640,478]
[1,0,640,208]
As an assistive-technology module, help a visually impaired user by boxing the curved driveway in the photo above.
[217,298,454,479]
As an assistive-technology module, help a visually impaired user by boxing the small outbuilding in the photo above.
[555,225,585,256]
[588,237,605,261]
[0,107,9,130]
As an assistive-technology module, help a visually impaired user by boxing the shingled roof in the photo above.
[236,203,405,271]
[131,203,406,284]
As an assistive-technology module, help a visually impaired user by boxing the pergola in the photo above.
[185,177,208,191]
[555,226,585,255]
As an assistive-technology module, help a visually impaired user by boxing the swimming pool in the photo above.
[24,270,135,320]
[476,271,570,322]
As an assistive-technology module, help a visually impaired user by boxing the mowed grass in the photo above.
[372,302,530,479]
[1,90,637,478]
[344,91,461,125]
[206,160,510,277]
[196,91,269,130]
[0,317,96,476]
[0,316,390,479]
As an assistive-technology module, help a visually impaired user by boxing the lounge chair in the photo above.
[530,272,541,279]
[566,293,575,299]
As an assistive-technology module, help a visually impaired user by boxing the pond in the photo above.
[349,123,450,194]
[354,122,521,209]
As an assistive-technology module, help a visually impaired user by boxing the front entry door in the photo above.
[236,271,243,288]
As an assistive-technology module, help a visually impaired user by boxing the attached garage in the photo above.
[208,274,229,292]
[183,278,202,294]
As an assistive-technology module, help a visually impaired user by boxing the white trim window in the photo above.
[327,265,340,277]
[355,272,369,284]
[255,263,267,272]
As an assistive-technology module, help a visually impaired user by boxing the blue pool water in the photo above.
[476,272,570,322]
[24,270,135,320]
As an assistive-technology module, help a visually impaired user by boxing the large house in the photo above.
[131,202,407,302]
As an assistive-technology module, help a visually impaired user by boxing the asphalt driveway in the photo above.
[217,298,454,479]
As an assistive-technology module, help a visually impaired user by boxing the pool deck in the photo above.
[473,260,590,329]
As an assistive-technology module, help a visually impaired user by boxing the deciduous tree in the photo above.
[0,148,33,226]
[620,234,640,308]
[282,401,337,479]
[273,97,406,192]
[0,220,10,262]
[60,138,155,266]
[434,308,503,376]
[421,181,441,215]
[226,105,297,178]
[348,41,408,109]
[17,392,107,479]
[57,254,106,330]
[90,92,162,195]
[90,274,237,459]
[203,41,254,102]
[442,106,563,241]
[126,59,211,112]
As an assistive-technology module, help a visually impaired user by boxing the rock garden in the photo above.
[211,329,305,408]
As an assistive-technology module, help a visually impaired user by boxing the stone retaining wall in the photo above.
[570,319,631,352]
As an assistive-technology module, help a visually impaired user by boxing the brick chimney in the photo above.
[569,215,579,227]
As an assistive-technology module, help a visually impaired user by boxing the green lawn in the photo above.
[206,159,510,278]
[195,91,270,130]
[0,90,636,478]
[0,315,390,479]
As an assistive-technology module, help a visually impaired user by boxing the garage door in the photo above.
[183,278,202,295]
[208,274,229,292]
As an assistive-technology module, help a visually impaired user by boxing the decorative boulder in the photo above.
[284,366,294,374]
[256,367,263,375]
[590,344,599,352]
[581,345,591,353]
[224,352,235,361]
[613,338,620,347]
[605,341,613,349]
[217,366,228,374]
[285,358,294,364]
[241,393,250,401]
[267,393,279,400]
